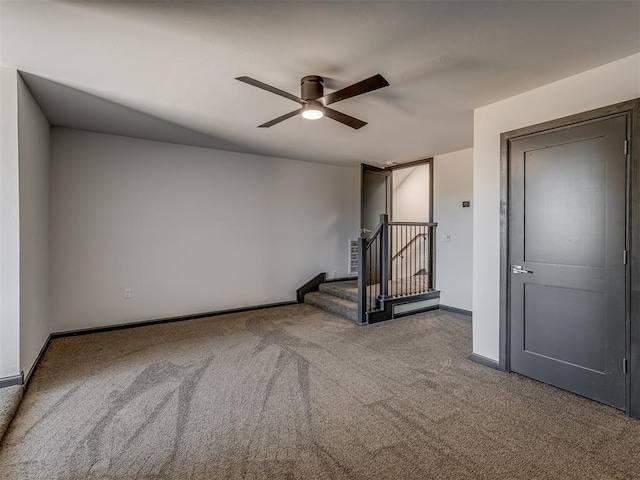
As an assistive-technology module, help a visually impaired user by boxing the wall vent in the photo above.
[349,239,358,275]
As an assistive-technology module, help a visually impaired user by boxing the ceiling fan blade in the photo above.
[236,76,307,105]
[322,107,367,130]
[321,74,389,106]
[258,109,302,128]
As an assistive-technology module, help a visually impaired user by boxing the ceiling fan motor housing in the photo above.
[301,75,324,101]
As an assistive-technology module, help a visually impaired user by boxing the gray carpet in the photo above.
[0,385,22,444]
[1,304,640,479]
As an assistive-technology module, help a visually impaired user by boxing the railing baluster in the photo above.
[422,226,425,293]
[421,226,424,292]
[404,225,408,295]
[424,226,427,292]
[357,236,367,323]
[417,226,420,293]
[406,225,409,294]
[408,225,412,293]
[404,225,407,296]
[421,227,424,293]
[425,227,428,292]
[398,225,401,296]
[408,225,411,294]
[418,226,421,293]
[369,240,372,310]
[416,226,419,292]
[426,226,429,292]
[401,225,404,296]
[412,225,416,294]
[415,225,418,293]
[389,224,392,294]
[405,225,408,295]
[421,226,425,293]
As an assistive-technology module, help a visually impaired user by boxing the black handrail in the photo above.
[392,233,427,260]
[365,221,384,245]
[389,222,438,227]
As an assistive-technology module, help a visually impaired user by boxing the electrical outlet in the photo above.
[439,234,451,242]
[124,288,132,299]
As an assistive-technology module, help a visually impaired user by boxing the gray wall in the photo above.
[50,128,359,332]
[17,75,51,378]
[433,149,473,312]
[0,68,21,379]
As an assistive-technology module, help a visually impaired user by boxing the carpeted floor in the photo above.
[1,304,639,479]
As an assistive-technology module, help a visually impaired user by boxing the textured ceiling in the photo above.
[2,1,639,166]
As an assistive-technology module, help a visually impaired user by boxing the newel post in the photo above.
[380,213,389,300]
[357,236,367,325]
[429,225,437,291]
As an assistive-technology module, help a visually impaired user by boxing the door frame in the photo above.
[387,157,434,223]
[360,157,434,231]
[499,98,640,417]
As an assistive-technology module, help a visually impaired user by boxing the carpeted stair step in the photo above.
[304,291,358,322]
[319,280,359,303]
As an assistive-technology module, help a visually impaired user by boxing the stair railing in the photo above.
[358,214,437,325]
[389,221,436,298]
[357,217,385,324]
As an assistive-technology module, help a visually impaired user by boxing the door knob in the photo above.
[512,265,533,274]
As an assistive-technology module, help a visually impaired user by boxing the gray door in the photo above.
[361,163,390,235]
[509,115,627,409]
[361,164,390,287]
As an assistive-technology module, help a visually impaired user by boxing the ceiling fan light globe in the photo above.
[302,109,323,120]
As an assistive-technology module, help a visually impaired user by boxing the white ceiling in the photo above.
[2,1,639,167]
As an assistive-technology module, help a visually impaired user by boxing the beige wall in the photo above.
[392,164,430,223]
[0,68,21,379]
[18,74,51,378]
[434,149,473,311]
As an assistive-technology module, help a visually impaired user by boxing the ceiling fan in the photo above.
[235,74,389,130]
